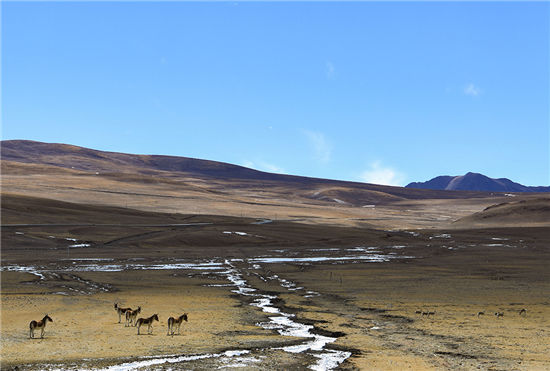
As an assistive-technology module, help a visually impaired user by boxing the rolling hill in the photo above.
[3,140,548,229]
[1,140,492,203]
[453,197,550,227]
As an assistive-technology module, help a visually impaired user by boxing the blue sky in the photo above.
[2,1,549,186]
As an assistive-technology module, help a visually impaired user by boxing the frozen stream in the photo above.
[222,260,351,370]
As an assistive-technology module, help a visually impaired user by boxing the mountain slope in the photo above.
[1,139,284,181]
[1,140,492,202]
[453,197,550,227]
[406,172,550,193]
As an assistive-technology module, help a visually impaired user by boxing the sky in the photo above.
[2,1,549,186]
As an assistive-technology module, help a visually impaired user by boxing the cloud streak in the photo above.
[464,83,481,96]
[359,161,406,186]
[242,160,285,174]
[325,61,335,79]
[303,130,332,163]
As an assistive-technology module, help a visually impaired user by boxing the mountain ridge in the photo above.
[406,172,550,193]
[1,140,495,202]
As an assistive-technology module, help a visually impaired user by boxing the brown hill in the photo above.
[6,140,544,230]
[1,140,492,204]
[453,198,550,228]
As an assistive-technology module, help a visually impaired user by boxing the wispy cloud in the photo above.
[303,130,332,163]
[359,161,406,186]
[242,160,285,174]
[464,83,481,96]
[325,61,335,79]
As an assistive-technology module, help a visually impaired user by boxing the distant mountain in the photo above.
[406,172,550,193]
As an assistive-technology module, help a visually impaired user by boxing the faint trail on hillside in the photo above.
[103,230,169,245]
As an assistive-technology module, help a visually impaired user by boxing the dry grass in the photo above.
[0,270,298,368]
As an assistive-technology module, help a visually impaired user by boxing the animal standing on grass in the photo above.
[114,303,131,323]
[519,308,527,316]
[125,306,141,327]
[137,314,159,335]
[29,314,53,339]
[167,313,188,336]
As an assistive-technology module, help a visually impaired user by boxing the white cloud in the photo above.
[242,160,285,174]
[464,83,481,96]
[303,130,332,163]
[325,61,335,79]
[359,161,406,186]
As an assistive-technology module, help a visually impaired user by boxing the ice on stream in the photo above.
[220,260,351,370]
[99,350,251,371]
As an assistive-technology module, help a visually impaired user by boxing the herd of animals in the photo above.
[28,303,188,339]
[114,303,188,335]
[28,303,528,339]
[414,308,527,318]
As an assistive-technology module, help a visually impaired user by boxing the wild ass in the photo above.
[29,314,53,339]
[519,308,527,316]
[125,306,142,327]
[114,303,131,323]
[167,313,188,336]
[137,314,159,335]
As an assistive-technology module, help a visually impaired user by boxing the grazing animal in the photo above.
[137,314,159,335]
[125,306,141,327]
[415,310,422,315]
[519,308,527,316]
[167,313,188,336]
[29,314,53,339]
[477,311,485,317]
[495,312,504,318]
[428,311,435,317]
[114,303,131,323]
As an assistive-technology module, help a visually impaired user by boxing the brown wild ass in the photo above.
[125,306,141,327]
[137,314,159,335]
[114,303,132,323]
[29,314,53,339]
[167,313,188,336]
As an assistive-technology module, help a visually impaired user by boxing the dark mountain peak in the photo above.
[406,173,550,193]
